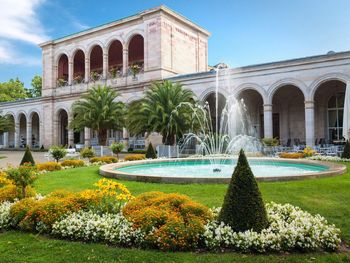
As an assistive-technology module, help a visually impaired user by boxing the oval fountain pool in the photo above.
[99,158,346,183]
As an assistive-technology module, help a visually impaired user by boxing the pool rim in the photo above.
[99,157,347,184]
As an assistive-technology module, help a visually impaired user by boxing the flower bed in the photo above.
[0,165,342,254]
[204,203,341,252]
[308,155,350,162]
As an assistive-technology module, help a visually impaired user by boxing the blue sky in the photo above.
[1,0,350,88]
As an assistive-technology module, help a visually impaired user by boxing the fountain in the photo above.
[172,66,261,171]
[99,66,346,183]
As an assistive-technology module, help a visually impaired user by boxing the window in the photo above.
[327,93,345,141]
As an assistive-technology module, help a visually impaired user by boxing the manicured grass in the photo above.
[1,163,350,262]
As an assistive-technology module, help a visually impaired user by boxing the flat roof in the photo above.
[167,50,350,81]
[39,5,210,47]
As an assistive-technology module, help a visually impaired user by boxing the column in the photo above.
[68,61,73,85]
[122,48,128,76]
[123,127,129,148]
[3,132,8,148]
[67,116,74,147]
[84,127,91,147]
[305,101,315,146]
[85,58,90,83]
[14,121,20,148]
[26,120,32,148]
[263,104,273,138]
[103,51,108,79]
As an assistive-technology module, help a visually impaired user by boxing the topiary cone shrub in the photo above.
[145,142,157,159]
[341,140,350,159]
[20,146,35,166]
[218,149,268,232]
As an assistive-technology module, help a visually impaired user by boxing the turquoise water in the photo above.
[116,159,328,178]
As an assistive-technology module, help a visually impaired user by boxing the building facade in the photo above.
[0,5,349,149]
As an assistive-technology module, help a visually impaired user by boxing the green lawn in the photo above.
[1,164,350,262]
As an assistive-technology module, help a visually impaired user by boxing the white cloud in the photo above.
[0,0,48,45]
[0,41,41,65]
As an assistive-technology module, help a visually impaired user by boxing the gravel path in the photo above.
[0,151,48,168]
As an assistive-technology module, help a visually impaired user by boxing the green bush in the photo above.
[145,142,157,159]
[218,149,268,232]
[261,137,279,146]
[50,146,67,162]
[80,147,95,160]
[109,142,124,158]
[5,164,37,199]
[341,140,350,159]
[20,146,35,166]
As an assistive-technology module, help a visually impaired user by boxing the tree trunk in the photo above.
[163,133,176,145]
[21,185,26,199]
[98,129,108,146]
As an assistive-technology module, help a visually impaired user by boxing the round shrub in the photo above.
[124,154,146,161]
[123,192,212,251]
[36,162,62,172]
[49,146,67,162]
[0,185,36,203]
[60,159,85,168]
[10,197,37,226]
[17,190,99,232]
[80,147,95,160]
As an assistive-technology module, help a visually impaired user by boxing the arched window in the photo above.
[108,40,123,78]
[73,50,85,84]
[128,34,144,75]
[327,93,345,141]
[90,45,103,81]
[57,54,68,86]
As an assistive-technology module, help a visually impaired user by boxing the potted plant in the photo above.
[130,64,140,79]
[90,71,100,82]
[57,78,67,87]
[73,75,83,84]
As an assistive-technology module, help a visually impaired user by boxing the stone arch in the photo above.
[28,110,41,148]
[235,84,266,138]
[89,43,104,77]
[70,46,87,61]
[270,81,306,144]
[72,48,86,81]
[198,87,229,101]
[16,111,28,123]
[87,41,105,57]
[106,36,125,50]
[234,83,268,104]
[55,108,70,146]
[125,95,143,105]
[309,73,350,100]
[55,52,69,68]
[268,78,308,103]
[125,30,145,47]
[107,39,124,77]
[128,33,144,70]
[17,112,27,147]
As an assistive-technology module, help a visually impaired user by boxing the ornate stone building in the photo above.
[0,5,349,149]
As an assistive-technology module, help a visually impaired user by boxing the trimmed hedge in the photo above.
[145,143,157,159]
[341,140,350,159]
[124,154,146,161]
[20,147,35,166]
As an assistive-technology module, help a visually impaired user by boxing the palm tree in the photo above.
[0,111,14,133]
[127,80,196,145]
[70,85,125,146]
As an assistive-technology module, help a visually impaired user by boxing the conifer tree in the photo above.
[218,149,268,232]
